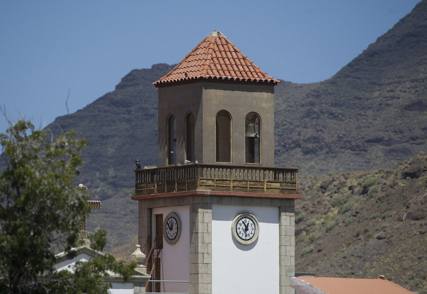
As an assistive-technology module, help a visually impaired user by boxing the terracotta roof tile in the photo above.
[154,31,279,87]
[295,276,414,294]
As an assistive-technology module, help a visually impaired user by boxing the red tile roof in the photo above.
[154,31,279,87]
[294,276,414,294]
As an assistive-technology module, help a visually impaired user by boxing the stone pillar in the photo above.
[280,200,295,294]
[189,204,212,294]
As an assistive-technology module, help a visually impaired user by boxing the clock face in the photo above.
[232,213,259,245]
[164,212,181,244]
[236,216,256,241]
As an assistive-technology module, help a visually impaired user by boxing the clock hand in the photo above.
[243,221,249,231]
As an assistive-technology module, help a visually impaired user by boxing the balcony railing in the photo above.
[135,164,297,195]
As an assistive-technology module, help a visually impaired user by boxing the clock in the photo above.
[164,212,181,244]
[231,213,259,245]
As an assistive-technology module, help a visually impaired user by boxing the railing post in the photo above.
[175,168,178,192]
[198,165,202,189]
[185,166,188,191]
[230,167,234,191]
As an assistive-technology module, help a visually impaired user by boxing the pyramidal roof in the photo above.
[154,31,279,87]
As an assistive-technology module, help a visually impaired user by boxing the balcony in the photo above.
[134,163,298,198]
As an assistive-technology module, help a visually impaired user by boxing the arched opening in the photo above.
[216,110,231,162]
[245,112,261,163]
[185,113,195,162]
[167,115,176,165]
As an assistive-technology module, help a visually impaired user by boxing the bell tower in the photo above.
[133,32,300,294]
[157,31,275,167]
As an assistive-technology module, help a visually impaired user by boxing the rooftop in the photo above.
[293,276,414,294]
[154,31,279,87]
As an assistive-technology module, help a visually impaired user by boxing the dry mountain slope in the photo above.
[47,64,172,245]
[296,154,427,293]
[276,0,427,173]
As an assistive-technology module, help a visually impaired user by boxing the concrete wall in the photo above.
[157,81,275,166]
[152,206,190,293]
[108,283,134,294]
[138,196,295,294]
[158,83,203,165]
[202,82,275,166]
[211,204,280,294]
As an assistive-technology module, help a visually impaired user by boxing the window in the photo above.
[185,113,195,162]
[216,110,231,162]
[245,112,260,163]
[167,115,176,165]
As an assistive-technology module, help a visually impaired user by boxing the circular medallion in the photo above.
[231,213,259,245]
[164,212,181,244]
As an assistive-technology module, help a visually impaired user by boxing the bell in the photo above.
[246,118,259,137]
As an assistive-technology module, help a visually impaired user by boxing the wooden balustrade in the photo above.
[135,164,297,195]
[135,164,298,195]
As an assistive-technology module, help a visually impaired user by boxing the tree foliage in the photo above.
[47,253,137,294]
[0,120,89,292]
[0,121,137,293]
[89,228,107,252]
[45,228,136,294]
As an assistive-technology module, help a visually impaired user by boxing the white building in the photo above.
[54,245,149,294]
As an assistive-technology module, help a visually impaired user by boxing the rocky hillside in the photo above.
[276,0,427,173]
[296,154,427,293]
[47,64,171,245]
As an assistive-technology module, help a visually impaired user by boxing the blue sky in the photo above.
[0,0,420,133]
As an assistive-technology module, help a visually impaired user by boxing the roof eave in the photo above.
[154,76,279,88]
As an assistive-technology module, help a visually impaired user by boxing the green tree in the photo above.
[89,229,107,252]
[0,121,137,293]
[0,120,89,293]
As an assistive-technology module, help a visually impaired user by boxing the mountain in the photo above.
[296,154,427,293]
[276,0,427,173]
[48,64,172,244]
[41,1,427,292]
